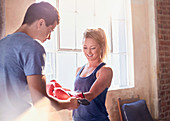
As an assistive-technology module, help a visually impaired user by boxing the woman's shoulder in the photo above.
[97,64,113,76]
[96,64,113,87]
[101,64,113,72]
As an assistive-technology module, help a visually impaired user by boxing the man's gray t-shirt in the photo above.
[0,32,46,120]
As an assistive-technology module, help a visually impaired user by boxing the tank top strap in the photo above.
[77,64,86,76]
[93,62,106,75]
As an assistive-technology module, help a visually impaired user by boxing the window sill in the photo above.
[109,85,134,91]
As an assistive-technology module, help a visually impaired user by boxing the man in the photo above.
[0,2,79,121]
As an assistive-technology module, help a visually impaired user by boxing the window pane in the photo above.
[57,53,77,90]
[76,27,84,50]
[77,52,87,67]
[44,52,57,83]
[76,0,94,14]
[95,0,110,18]
[110,0,125,20]
[107,53,128,89]
[107,54,120,88]
[59,12,76,49]
[59,0,75,12]
[95,0,111,47]
[76,0,94,49]
[76,14,94,49]
[119,54,128,87]
[112,21,127,53]
[94,15,110,51]
[59,0,76,49]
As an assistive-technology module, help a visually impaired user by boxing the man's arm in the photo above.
[27,75,79,111]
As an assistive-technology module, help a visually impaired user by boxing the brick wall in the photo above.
[157,0,170,120]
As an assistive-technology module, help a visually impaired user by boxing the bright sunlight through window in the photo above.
[37,0,134,91]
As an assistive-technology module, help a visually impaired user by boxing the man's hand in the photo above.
[68,97,80,110]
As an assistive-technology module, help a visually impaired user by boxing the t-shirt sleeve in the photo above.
[20,41,46,76]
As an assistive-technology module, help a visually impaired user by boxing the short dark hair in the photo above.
[22,2,60,26]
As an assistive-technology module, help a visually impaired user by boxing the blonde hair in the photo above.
[83,28,109,61]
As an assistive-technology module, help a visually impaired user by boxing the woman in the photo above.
[73,28,113,121]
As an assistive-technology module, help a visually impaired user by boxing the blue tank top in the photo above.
[73,62,110,121]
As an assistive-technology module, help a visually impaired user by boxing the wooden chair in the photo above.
[117,95,140,121]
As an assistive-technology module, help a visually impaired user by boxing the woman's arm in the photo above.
[83,67,113,101]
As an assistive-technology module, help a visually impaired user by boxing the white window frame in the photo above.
[38,0,134,90]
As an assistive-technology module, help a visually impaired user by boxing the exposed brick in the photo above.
[161,91,166,96]
[167,101,170,105]
[165,52,170,56]
[166,90,170,95]
[166,79,170,83]
[157,0,170,120]
[159,41,170,46]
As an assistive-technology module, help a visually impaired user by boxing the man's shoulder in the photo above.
[13,32,44,50]
[3,32,33,45]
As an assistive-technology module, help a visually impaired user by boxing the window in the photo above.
[37,0,134,90]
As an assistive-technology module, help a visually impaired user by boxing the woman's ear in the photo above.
[37,19,45,30]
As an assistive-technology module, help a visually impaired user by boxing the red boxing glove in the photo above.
[74,92,85,98]
[54,82,62,88]
[62,88,71,92]
[46,83,54,96]
[50,80,62,88]
[50,80,57,83]
[50,80,70,91]
[46,80,61,96]
[54,88,70,100]
[46,80,72,100]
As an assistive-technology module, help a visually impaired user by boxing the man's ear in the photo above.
[37,19,45,30]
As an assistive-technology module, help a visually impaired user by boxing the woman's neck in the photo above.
[87,59,102,67]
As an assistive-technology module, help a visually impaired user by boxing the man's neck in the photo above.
[15,24,36,39]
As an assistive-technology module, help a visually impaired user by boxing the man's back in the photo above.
[0,32,45,121]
